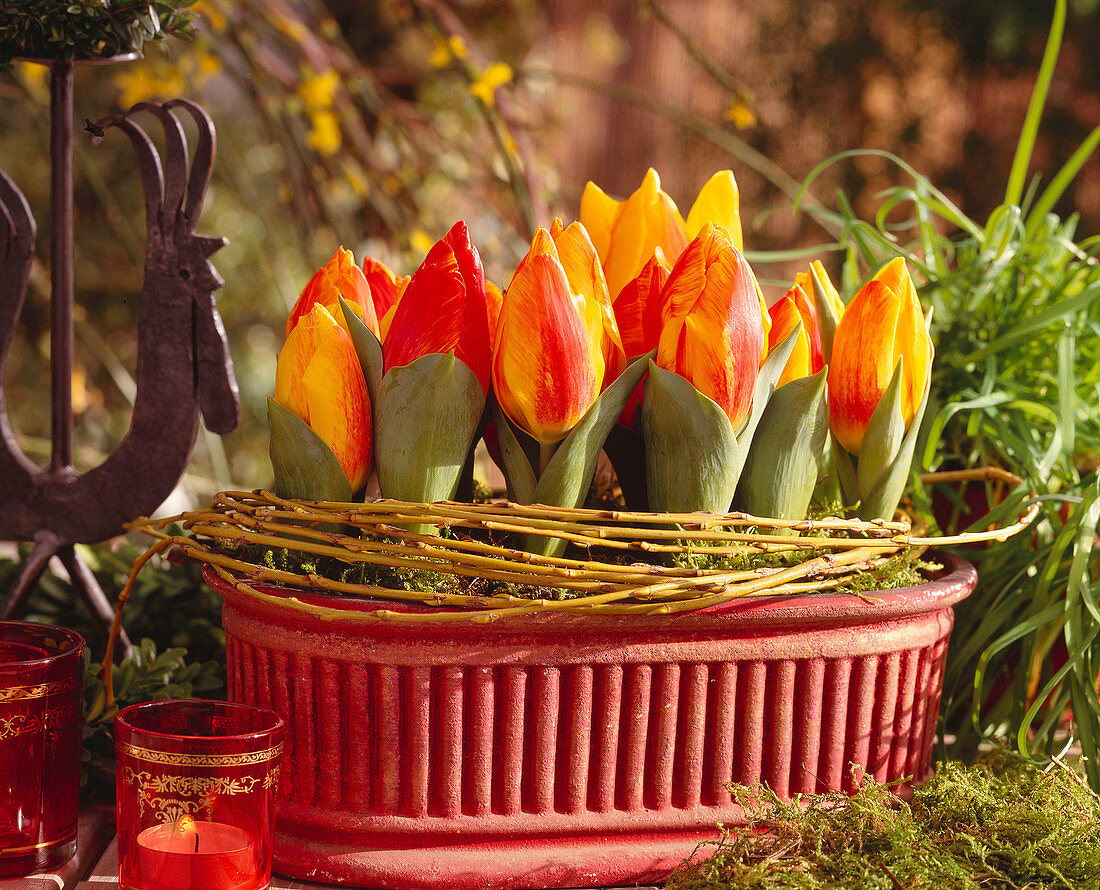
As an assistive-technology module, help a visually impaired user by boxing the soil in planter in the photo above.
[666,750,1100,889]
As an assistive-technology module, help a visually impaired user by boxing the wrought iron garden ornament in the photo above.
[0,57,240,653]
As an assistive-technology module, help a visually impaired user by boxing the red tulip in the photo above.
[361,255,408,321]
[383,220,492,392]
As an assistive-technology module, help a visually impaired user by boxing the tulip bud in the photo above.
[768,283,824,388]
[796,260,843,364]
[383,220,492,392]
[828,258,932,456]
[494,221,626,443]
[286,247,380,340]
[655,223,765,428]
[274,303,373,491]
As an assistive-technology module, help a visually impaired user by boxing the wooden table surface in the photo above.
[1,812,660,890]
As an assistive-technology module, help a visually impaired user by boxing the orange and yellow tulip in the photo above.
[383,220,492,392]
[656,223,765,428]
[580,168,743,302]
[768,282,824,388]
[493,220,626,442]
[274,302,373,490]
[286,247,381,340]
[828,258,932,455]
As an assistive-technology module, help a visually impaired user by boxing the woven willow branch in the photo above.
[98,466,1037,702]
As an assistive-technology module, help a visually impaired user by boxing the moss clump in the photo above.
[666,751,1100,889]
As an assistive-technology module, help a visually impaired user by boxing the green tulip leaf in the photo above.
[729,326,800,476]
[524,351,654,556]
[340,297,384,418]
[736,367,828,521]
[268,398,353,502]
[491,397,537,505]
[856,358,907,499]
[375,352,485,504]
[810,263,841,363]
[831,435,860,507]
[857,351,934,521]
[643,362,738,514]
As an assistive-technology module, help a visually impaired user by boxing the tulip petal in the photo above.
[361,255,406,320]
[685,170,743,249]
[274,303,372,492]
[579,181,621,262]
[768,293,812,387]
[602,169,688,301]
[300,325,373,492]
[493,243,602,442]
[613,253,671,359]
[828,279,901,455]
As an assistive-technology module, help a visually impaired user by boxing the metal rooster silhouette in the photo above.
[0,61,239,651]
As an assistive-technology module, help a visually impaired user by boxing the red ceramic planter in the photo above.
[212,552,976,890]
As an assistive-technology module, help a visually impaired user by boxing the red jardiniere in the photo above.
[210,553,976,890]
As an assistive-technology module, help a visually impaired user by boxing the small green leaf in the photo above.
[810,262,841,363]
[856,358,907,498]
[375,353,485,504]
[643,362,738,514]
[736,368,828,521]
[268,398,353,501]
[340,297,384,419]
[491,398,537,504]
[857,352,934,521]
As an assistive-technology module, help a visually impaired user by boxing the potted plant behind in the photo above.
[112,172,1034,890]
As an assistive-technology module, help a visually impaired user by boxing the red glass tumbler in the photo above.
[115,700,285,890]
[0,620,85,877]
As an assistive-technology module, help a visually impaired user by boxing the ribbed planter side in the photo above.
[215,553,976,890]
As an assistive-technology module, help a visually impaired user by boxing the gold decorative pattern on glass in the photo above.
[118,741,283,768]
[125,769,279,822]
[0,676,77,703]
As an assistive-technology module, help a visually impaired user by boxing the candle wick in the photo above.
[194,834,200,853]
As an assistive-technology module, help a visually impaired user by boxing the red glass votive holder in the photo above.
[0,620,85,878]
[115,700,285,890]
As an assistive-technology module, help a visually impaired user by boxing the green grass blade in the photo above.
[1005,0,1066,206]
[1026,125,1100,235]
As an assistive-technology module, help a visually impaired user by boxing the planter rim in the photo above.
[206,550,976,634]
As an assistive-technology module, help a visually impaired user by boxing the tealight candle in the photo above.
[115,700,284,890]
[135,817,258,890]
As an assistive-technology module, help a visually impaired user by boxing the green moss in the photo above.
[666,751,1100,889]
